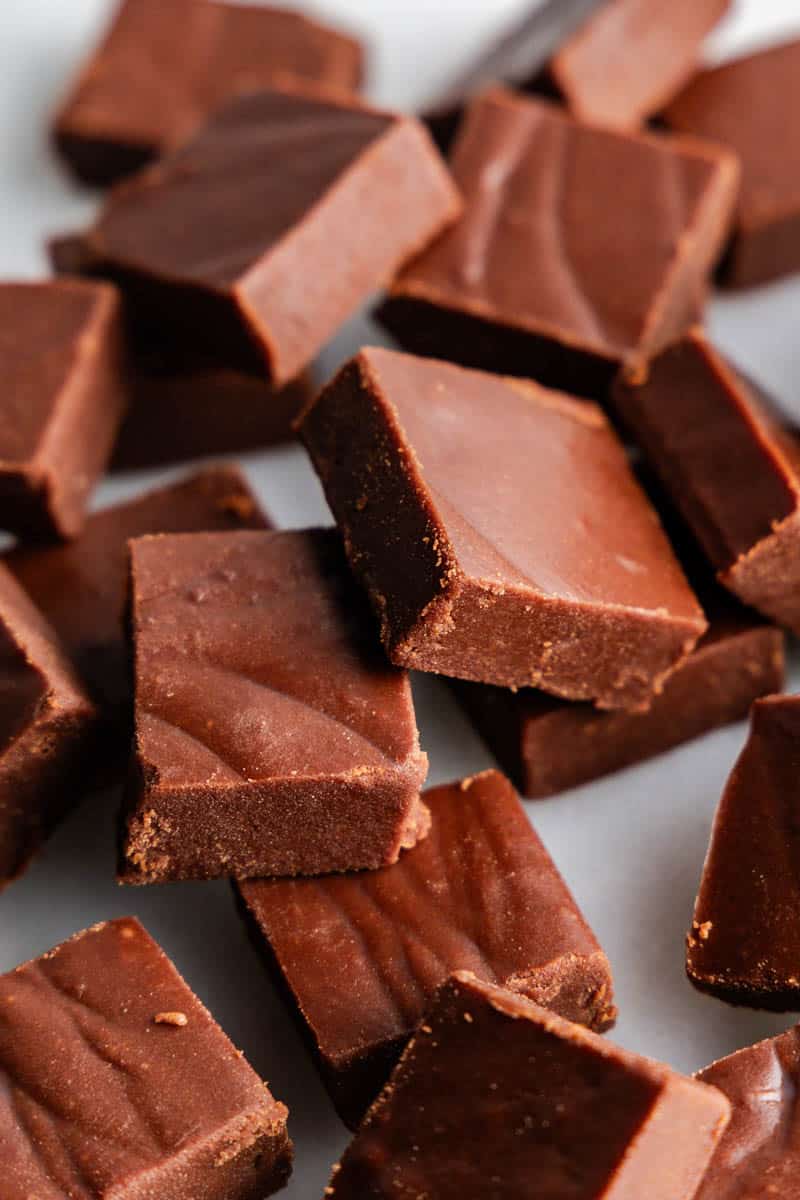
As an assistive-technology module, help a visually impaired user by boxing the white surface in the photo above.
[1,1,799,1195]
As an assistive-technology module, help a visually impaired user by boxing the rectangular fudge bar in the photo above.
[325,973,730,1199]
[238,769,615,1128]
[300,347,706,710]
[0,280,126,540]
[54,0,363,185]
[0,564,98,889]
[122,528,429,883]
[1,918,291,1199]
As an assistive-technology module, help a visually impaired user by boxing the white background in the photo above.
[1,2,800,1195]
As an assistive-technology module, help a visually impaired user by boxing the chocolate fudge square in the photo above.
[0,280,126,540]
[300,347,706,710]
[326,973,730,1199]
[238,769,615,1128]
[1,918,291,1199]
[85,85,461,386]
[122,528,429,883]
[54,0,363,185]
[381,88,738,399]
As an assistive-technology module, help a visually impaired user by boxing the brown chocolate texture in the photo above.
[54,0,364,185]
[380,88,738,399]
[326,973,730,1199]
[122,528,428,883]
[0,918,291,1199]
[238,770,615,1128]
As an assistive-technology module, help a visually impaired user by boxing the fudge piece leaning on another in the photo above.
[0,917,292,1200]
[325,972,730,1199]
[121,528,429,883]
[238,769,616,1129]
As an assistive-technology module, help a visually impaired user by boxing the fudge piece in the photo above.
[1,918,291,1199]
[238,769,616,1128]
[380,89,738,399]
[0,564,97,889]
[664,39,800,289]
[54,0,364,186]
[696,1025,800,1198]
[84,86,461,386]
[5,467,268,744]
[613,329,800,632]
[0,280,126,540]
[122,528,429,883]
[687,695,800,1010]
[325,972,730,1199]
[300,347,706,709]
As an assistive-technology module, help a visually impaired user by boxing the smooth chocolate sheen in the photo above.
[326,973,731,1199]
[0,918,292,1199]
[238,770,615,1128]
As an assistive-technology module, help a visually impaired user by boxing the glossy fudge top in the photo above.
[130,528,426,789]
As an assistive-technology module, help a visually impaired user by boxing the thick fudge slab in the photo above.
[381,89,738,399]
[5,467,268,744]
[0,281,126,540]
[0,565,97,889]
[696,1026,800,1199]
[664,40,800,289]
[85,86,461,386]
[301,347,706,709]
[325,973,730,1199]
[687,695,800,1010]
[54,0,363,186]
[122,529,429,883]
[238,769,615,1128]
[1,918,291,1199]
[613,329,800,632]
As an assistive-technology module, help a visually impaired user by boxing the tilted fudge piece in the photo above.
[54,0,364,185]
[238,769,616,1128]
[325,972,730,1199]
[0,564,98,888]
[0,280,126,540]
[85,85,461,386]
[1,918,291,1199]
[300,346,707,709]
[381,88,738,399]
[687,695,800,1010]
[122,528,429,883]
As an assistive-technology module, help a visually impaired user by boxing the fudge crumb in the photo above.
[154,1011,188,1027]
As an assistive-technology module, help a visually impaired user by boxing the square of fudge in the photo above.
[0,564,98,888]
[380,88,738,399]
[238,769,615,1128]
[54,0,363,185]
[121,528,429,883]
[325,972,730,1198]
[0,918,291,1199]
[300,346,706,710]
[85,85,461,386]
[0,281,126,540]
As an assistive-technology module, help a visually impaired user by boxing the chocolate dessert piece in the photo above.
[54,0,364,186]
[0,564,97,889]
[5,467,268,745]
[85,86,461,386]
[122,528,429,884]
[687,695,800,1010]
[1,918,292,1199]
[238,769,616,1128]
[613,329,800,633]
[380,89,738,399]
[300,346,706,709]
[696,1025,800,1198]
[0,280,126,540]
[664,39,800,289]
[325,972,731,1199]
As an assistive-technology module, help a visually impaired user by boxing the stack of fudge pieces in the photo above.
[3,0,800,1196]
